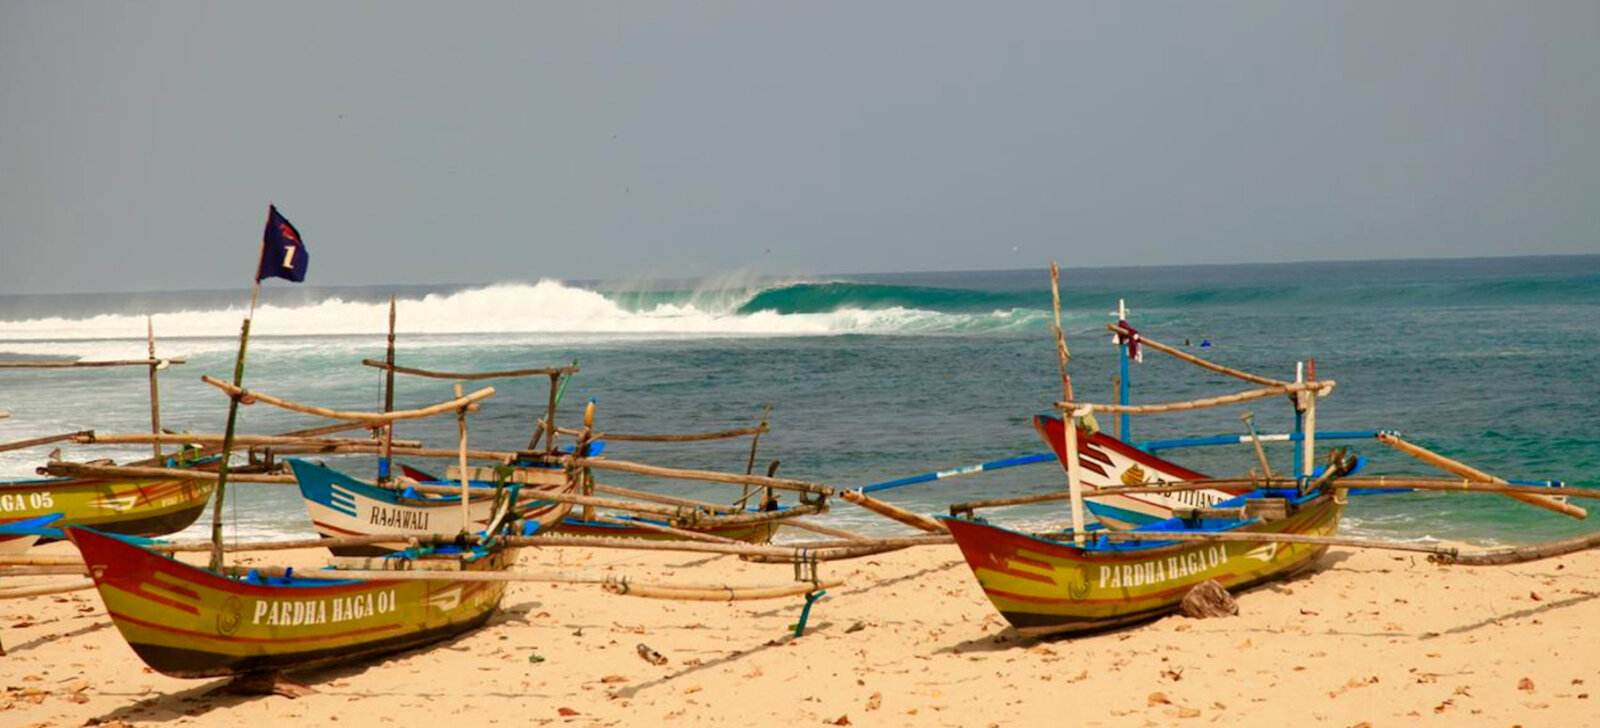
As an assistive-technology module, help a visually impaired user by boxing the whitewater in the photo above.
[2,257,1598,544]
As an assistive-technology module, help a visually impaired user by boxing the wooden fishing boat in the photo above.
[942,487,1343,636]
[293,459,576,556]
[0,456,219,542]
[66,524,514,678]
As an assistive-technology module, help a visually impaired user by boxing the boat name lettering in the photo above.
[1098,546,1229,589]
[0,492,54,512]
[251,589,398,626]
[370,506,429,530]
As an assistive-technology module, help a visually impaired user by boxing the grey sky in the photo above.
[2,2,1596,294]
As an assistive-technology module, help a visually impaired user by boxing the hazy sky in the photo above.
[2,2,1596,294]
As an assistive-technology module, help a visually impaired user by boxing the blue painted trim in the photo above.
[1139,430,1382,453]
[857,453,1055,494]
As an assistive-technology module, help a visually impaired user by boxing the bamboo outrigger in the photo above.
[939,266,1598,637]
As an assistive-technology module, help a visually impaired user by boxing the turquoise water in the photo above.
[1,255,1596,545]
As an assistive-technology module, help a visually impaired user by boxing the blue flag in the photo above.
[257,205,309,283]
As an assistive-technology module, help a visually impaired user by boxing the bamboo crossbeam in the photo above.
[0,430,94,454]
[154,532,802,558]
[230,562,833,600]
[0,565,88,577]
[687,504,824,528]
[265,443,516,463]
[0,358,186,369]
[778,535,954,550]
[1433,532,1600,566]
[838,489,946,533]
[1378,433,1585,519]
[1105,324,1288,387]
[362,359,578,380]
[0,579,96,600]
[604,579,841,601]
[591,484,739,514]
[0,555,84,566]
[40,462,295,484]
[948,476,1600,515]
[127,420,385,468]
[201,375,495,423]
[1057,381,1335,416]
[1091,529,1463,555]
[781,519,875,542]
[591,515,745,545]
[552,424,766,443]
[574,458,834,496]
[72,432,422,449]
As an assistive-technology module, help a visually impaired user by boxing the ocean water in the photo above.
[1,255,1597,546]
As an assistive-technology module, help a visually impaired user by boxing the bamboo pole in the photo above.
[591,515,745,545]
[361,360,578,381]
[453,384,470,534]
[127,419,385,468]
[540,373,562,452]
[575,458,833,496]
[209,281,259,573]
[0,565,88,576]
[552,424,769,443]
[1299,365,1317,479]
[1050,261,1074,402]
[1241,411,1275,480]
[1433,532,1600,566]
[1057,380,1335,416]
[72,432,420,449]
[947,476,1600,515]
[0,580,96,600]
[1065,406,1089,545]
[590,484,739,514]
[0,555,84,566]
[0,430,94,455]
[146,317,163,460]
[1378,433,1584,520]
[264,443,514,463]
[838,489,945,533]
[0,359,187,369]
[604,579,841,602]
[1093,529,1471,556]
[226,563,835,600]
[1105,323,1288,387]
[41,462,296,484]
[782,519,875,542]
[381,294,398,483]
[201,375,494,423]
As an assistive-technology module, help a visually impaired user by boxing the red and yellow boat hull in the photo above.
[943,495,1342,636]
[68,526,511,678]
[0,468,216,541]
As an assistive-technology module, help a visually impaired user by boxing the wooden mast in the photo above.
[209,281,261,572]
[1049,262,1087,544]
[381,294,397,482]
[145,316,163,461]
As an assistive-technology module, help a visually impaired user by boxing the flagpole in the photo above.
[208,280,261,572]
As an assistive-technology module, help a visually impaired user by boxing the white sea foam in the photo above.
[0,280,1047,360]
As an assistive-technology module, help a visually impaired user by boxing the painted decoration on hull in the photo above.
[67,525,512,678]
[0,460,219,548]
[942,493,1342,636]
[1033,413,1242,528]
[291,459,575,555]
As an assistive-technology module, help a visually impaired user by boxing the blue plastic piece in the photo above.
[794,589,826,638]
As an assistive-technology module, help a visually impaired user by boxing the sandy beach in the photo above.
[3,534,1596,728]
